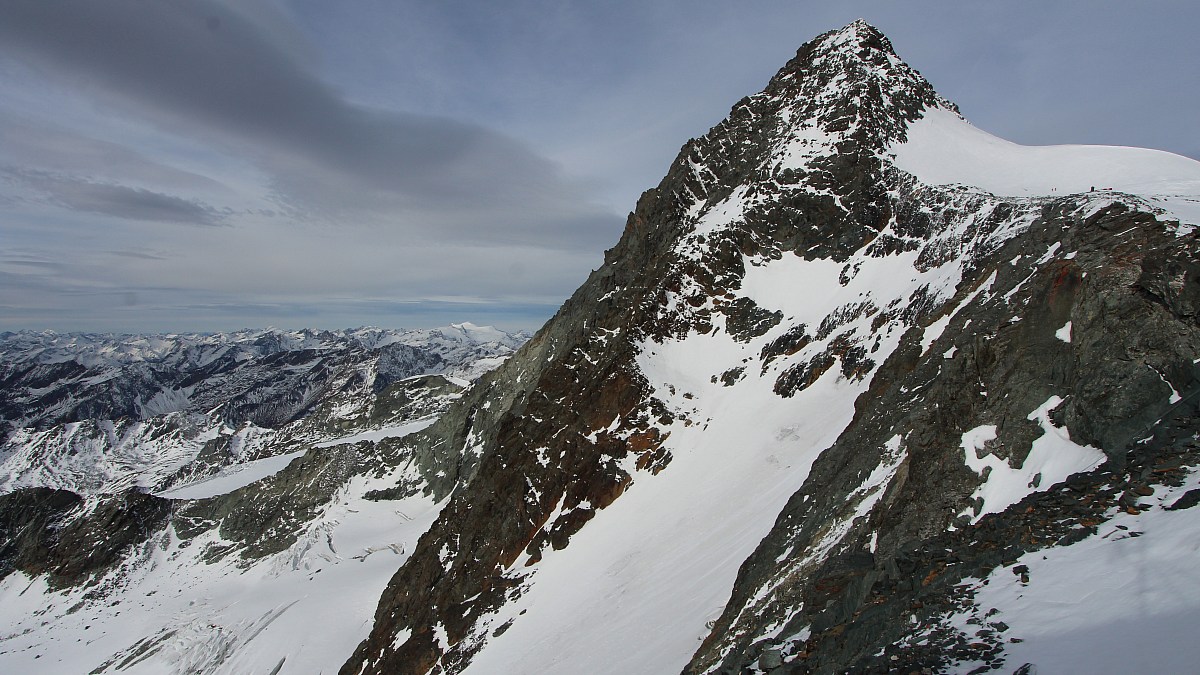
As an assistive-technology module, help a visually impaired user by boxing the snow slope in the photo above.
[464,335,866,674]
[0,426,444,675]
[945,469,1200,674]
[462,199,1005,672]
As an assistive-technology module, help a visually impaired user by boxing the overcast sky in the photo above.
[2,1,1197,334]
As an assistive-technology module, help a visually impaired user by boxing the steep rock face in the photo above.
[343,20,1200,675]
[343,179,684,674]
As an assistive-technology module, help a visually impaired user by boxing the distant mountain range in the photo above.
[0,323,527,496]
[0,323,527,429]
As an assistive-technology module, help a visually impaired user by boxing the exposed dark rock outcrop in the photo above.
[0,488,170,588]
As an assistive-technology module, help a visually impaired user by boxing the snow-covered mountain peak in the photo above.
[660,20,958,268]
[819,18,885,45]
[796,19,902,74]
[771,19,951,142]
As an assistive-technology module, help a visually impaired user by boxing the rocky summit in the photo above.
[4,20,1200,675]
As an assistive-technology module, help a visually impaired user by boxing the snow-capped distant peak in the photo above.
[448,322,512,343]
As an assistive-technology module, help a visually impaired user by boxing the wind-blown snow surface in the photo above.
[0,427,444,675]
[944,468,1200,674]
[891,106,1200,226]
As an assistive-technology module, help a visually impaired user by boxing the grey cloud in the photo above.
[0,267,83,301]
[4,168,226,225]
[51,182,224,225]
[0,1,334,140]
[108,249,171,261]
[1,259,61,272]
[0,268,149,332]
[0,114,227,192]
[0,249,67,275]
[0,0,617,248]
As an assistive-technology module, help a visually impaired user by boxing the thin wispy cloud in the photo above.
[4,168,227,226]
